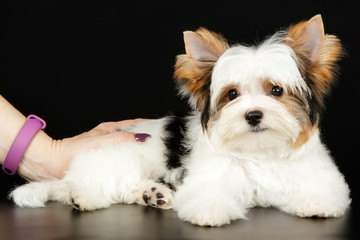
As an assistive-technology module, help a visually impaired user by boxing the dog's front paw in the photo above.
[176,200,246,227]
[281,197,351,218]
[142,183,173,209]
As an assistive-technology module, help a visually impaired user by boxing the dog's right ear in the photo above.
[174,28,229,111]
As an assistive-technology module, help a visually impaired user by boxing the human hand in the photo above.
[18,119,150,180]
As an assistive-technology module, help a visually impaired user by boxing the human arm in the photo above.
[0,95,149,181]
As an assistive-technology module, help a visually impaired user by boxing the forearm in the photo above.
[0,95,27,162]
[0,95,56,180]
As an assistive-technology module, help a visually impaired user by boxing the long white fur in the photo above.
[10,28,351,227]
[211,37,309,108]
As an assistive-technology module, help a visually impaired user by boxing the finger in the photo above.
[112,118,149,130]
[108,131,151,143]
[134,133,152,142]
[94,122,119,133]
[95,119,149,133]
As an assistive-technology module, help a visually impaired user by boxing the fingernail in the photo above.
[135,133,151,142]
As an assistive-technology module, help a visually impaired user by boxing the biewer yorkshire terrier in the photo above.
[11,14,350,226]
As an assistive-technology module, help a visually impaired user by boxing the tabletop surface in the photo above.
[0,200,354,240]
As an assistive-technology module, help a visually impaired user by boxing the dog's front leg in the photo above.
[173,166,253,227]
[277,164,351,218]
[173,181,249,226]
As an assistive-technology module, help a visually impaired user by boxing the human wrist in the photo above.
[0,111,65,180]
[16,130,57,181]
[3,115,46,175]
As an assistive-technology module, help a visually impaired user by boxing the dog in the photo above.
[11,14,351,227]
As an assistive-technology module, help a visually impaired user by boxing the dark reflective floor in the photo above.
[0,201,354,240]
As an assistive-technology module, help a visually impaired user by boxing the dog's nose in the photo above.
[245,110,263,126]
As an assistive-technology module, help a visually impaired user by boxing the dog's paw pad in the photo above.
[142,185,173,209]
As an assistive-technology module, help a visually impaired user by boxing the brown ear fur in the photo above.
[174,28,229,112]
[284,14,343,112]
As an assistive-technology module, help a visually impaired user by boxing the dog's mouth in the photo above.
[249,126,268,133]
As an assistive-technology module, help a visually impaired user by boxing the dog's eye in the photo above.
[271,86,283,97]
[228,89,239,101]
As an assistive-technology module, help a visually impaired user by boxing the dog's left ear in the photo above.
[285,15,343,148]
[174,28,229,112]
[284,14,343,106]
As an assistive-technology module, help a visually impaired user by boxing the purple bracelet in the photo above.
[2,115,46,175]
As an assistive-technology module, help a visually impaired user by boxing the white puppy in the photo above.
[11,14,351,227]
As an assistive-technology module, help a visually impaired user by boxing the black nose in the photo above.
[245,110,263,126]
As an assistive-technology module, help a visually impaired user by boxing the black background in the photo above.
[1,0,359,212]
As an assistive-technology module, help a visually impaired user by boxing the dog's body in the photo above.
[11,15,351,226]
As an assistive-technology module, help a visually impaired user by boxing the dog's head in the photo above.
[174,15,342,152]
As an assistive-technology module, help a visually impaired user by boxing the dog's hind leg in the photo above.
[135,180,174,209]
[68,179,173,211]
[10,180,70,208]
[69,186,111,211]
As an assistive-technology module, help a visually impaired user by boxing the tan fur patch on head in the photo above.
[215,84,239,111]
[174,28,229,112]
[291,126,319,149]
[276,87,316,149]
[279,93,315,149]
